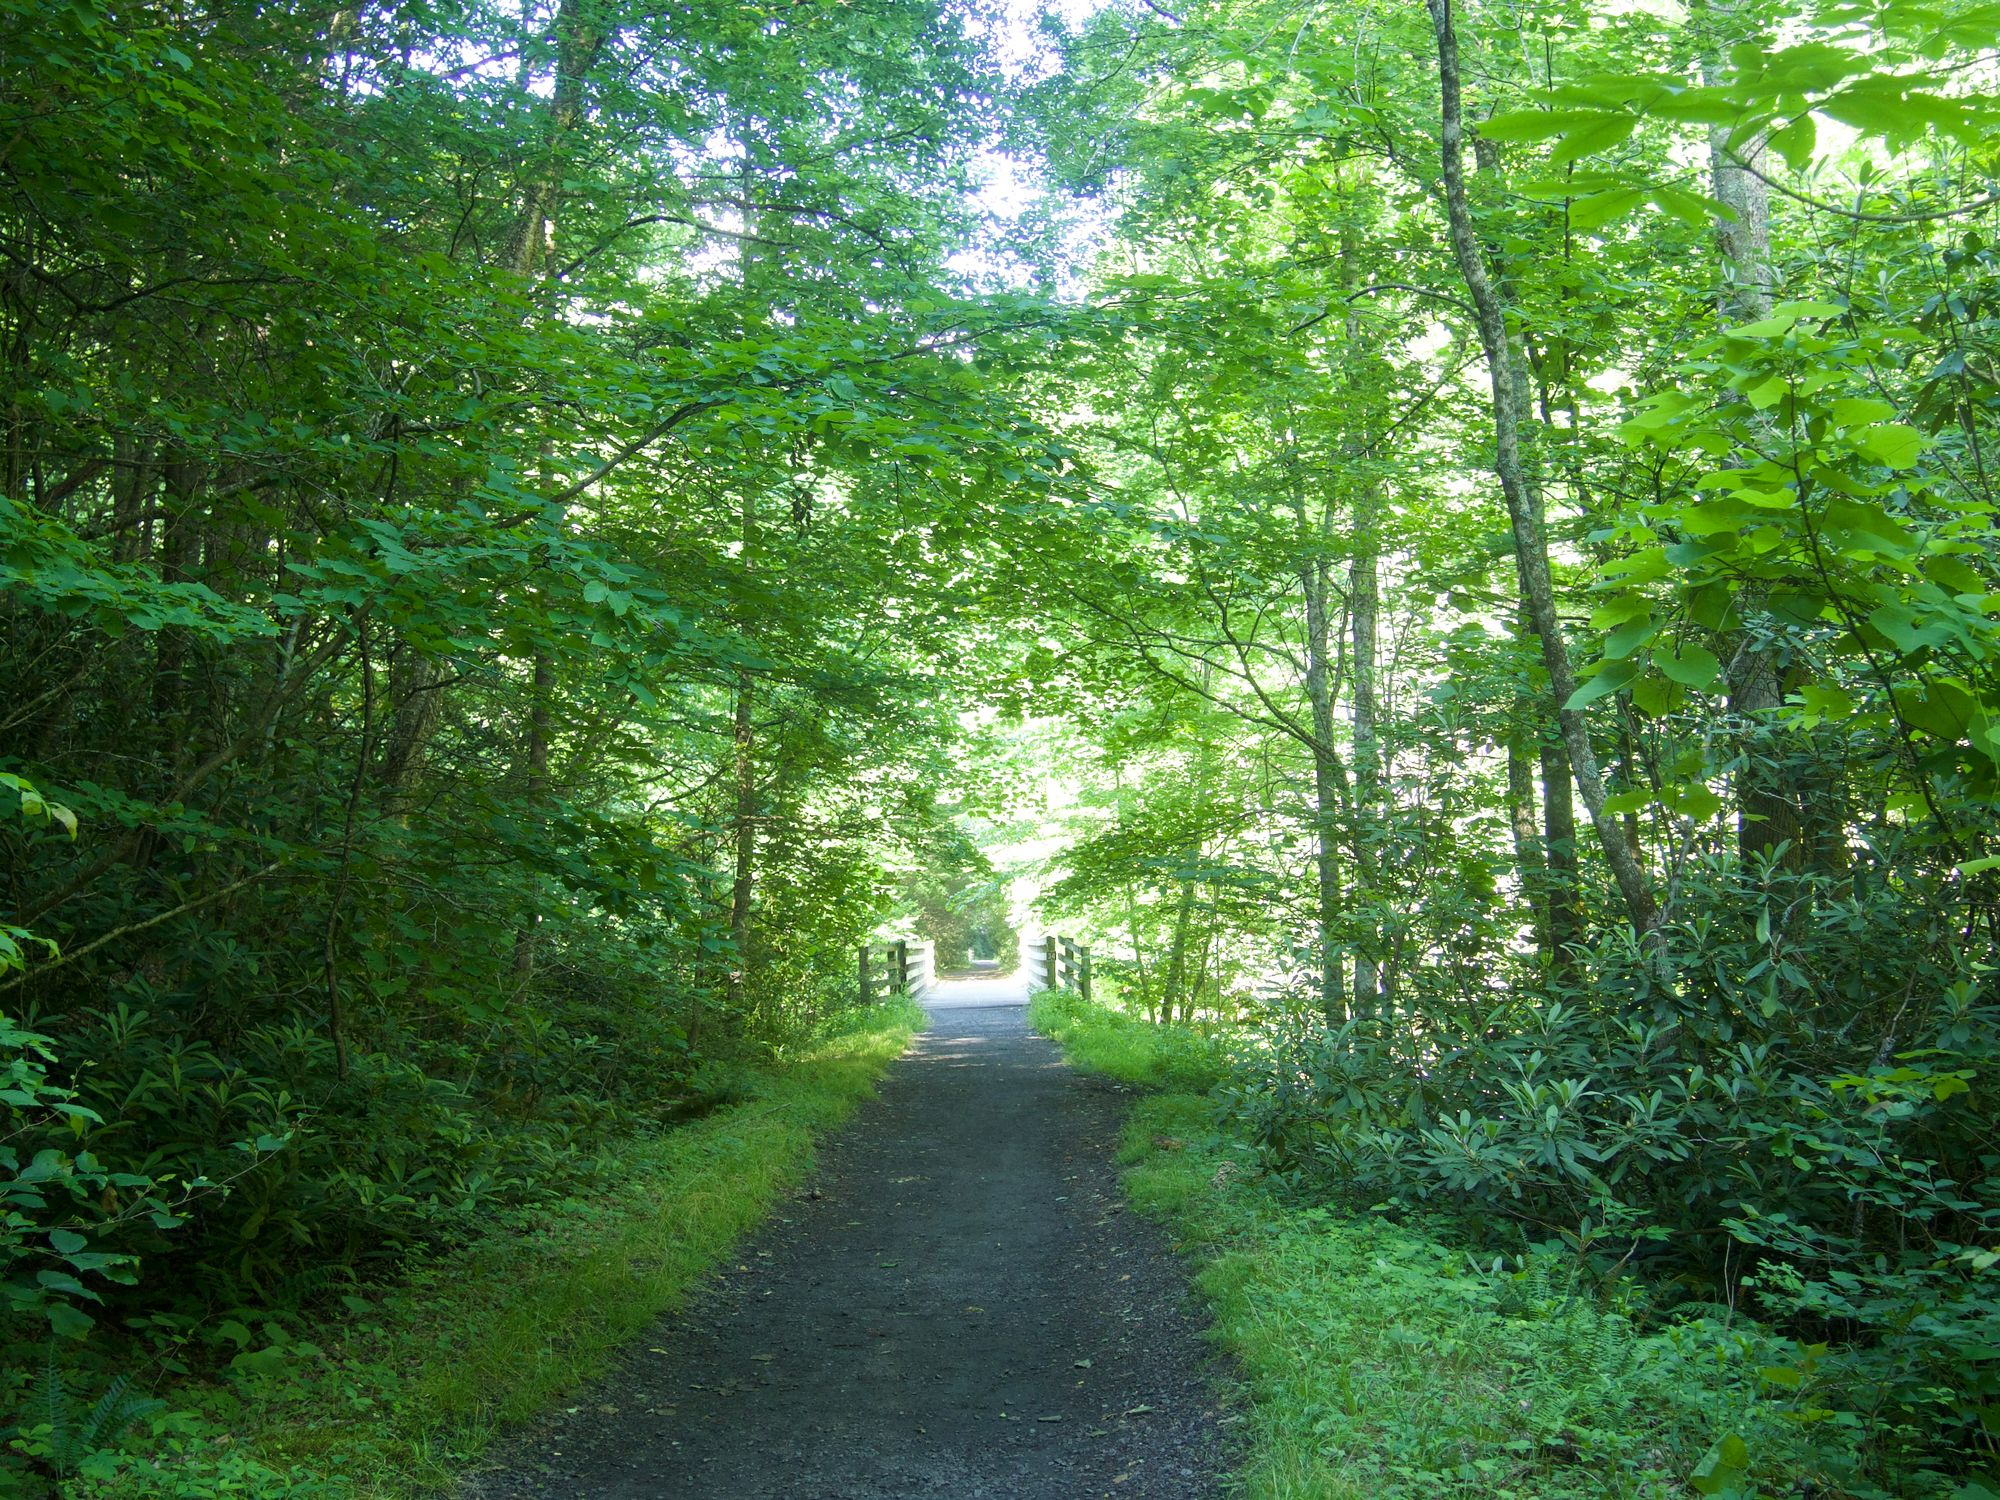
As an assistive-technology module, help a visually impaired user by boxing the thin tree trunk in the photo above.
[1425,0,1660,936]
[726,662,756,1011]
[1349,478,1382,1010]
[1697,0,1809,872]
[1301,554,1351,1022]
[1541,724,1584,958]
[507,0,607,278]
[510,650,552,991]
[1163,874,1197,1023]
[1507,706,1552,955]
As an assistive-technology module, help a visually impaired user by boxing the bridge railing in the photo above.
[857,937,934,1005]
[1025,933,1092,1003]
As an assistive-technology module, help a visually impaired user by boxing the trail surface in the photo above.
[470,973,1228,1499]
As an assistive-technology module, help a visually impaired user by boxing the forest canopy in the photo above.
[3,0,1999,1491]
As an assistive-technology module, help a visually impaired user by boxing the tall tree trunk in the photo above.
[1301,554,1351,1023]
[1541,723,1584,958]
[507,0,608,278]
[1349,479,1382,1011]
[726,661,756,1012]
[510,650,552,991]
[1506,676,1553,956]
[1113,768,1155,1014]
[1162,873,1198,1024]
[1425,0,1660,936]
[1698,0,1810,871]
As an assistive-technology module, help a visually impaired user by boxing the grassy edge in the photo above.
[85,997,923,1499]
[1030,993,1824,1500]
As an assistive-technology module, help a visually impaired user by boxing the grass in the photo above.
[1032,993,1839,1500]
[73,997,923,1500]
[1027,988,1231,1093]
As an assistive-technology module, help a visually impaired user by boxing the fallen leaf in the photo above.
[1074,1359,1092,1369]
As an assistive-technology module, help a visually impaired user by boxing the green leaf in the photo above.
[1794,683,1853,725]
[1550,113,1639,167]
[1565,658,1639,710]
[1630,675,1682,717]
[1691,1433,1751,1496]
[1604,616,1656,659]
[1829,397,1896,428]
[1655,644,1720,689]
[47,1302,95,1339]
[1649,184,1714,227]
[1855,423,1924,470]
[1477,108,1603,143]
[1570,188,1649,231]
[1664,781,1723,821]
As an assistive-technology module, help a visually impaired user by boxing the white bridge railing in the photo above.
[857,937,934,1005]
[1025,933,1091,1002]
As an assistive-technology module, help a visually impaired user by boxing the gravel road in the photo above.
[466,973,1230,1499]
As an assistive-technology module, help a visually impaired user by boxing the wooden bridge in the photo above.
[856,933,1091,1005]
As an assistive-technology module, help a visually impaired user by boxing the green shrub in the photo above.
[1221,852,1998,1493]
[1120,1094,1867,1500]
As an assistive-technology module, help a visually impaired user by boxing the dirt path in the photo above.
[469,973,1229,1499]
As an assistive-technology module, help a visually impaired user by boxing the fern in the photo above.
[36,1348,66,1465]
[30,1353,167,1477]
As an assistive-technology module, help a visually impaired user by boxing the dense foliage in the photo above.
[0,0,1068,1481]
[1016,0,2000,1491]
[6,0,2000,1491]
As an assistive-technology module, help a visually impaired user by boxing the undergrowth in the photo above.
[1027,988,1229,1093]
[1033,991,1866,1500]
[17,997,921,1500]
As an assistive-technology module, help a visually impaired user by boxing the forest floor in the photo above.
[464,973,1231,1500]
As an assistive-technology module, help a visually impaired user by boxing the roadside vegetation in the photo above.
[26,999,920,1498]
[1034,989,1895,1500]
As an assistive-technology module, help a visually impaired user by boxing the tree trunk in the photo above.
[1425,0,1660,937]
[510,650,552,991]
[507,0,608,278]
[1540,724,1584,958]
[1698,0,1813,872]
[1506,699,1552,955]
[1301,553,1351,1023]
[1162,873,1198,1023]
[1349,479,1382,1011]
[726,663,756,1011]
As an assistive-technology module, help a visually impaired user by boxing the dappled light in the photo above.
[3,0,1997,1492]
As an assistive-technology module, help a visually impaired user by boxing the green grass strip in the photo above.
[77,998,922,1500]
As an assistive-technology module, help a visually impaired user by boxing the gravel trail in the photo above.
[468,972,1230,1499]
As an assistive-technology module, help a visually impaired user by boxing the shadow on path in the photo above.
[468,973,1229,1499]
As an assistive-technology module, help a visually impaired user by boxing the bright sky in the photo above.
[946,0,1111,287]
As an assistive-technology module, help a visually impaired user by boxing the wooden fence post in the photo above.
[895,939,910,995]
[858,943,872,1006]
[1044,934,1060,992]
[1079,944,1092,1004]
